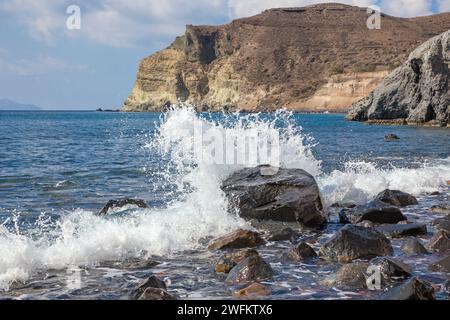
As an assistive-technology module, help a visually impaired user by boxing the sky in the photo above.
[0,0,449,110]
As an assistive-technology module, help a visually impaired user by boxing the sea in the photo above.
[0,108,449,300]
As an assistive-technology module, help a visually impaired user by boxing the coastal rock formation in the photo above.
[347,30,450,126]
[123,4,450,113]
[222,166,326,228]
[339,200,406,224]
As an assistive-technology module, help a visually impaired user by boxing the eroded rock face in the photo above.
[222,166,326,229]
[380,277,435,300]
[339,200,406,224]
[375,190,418,207]
[347,30,450,127]
[208,229,266,251]
[225,256,273,285]
[319,225,393,263]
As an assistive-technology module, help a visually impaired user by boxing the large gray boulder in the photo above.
[222,166,326,228]
[347,30,450,127]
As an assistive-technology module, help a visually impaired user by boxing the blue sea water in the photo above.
[0,110,449,300]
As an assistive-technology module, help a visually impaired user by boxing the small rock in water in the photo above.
[133,275,167,298]
[429,204,450,215]
[356,220,375,228]
[431,216,450,233]
[376,223,428,238]
[427,230,450,252]
[339,200,407,224]
[428,255,450,273]
[375,189,418,207]
[215,249,259,274]
[282,242,317,262]
[401,237,429,255]
[232,283,271,298]
[138,287,177,300]
[321,262,369,290]
[98,198,149,215]
[208,229,266,251]
[266,228,301,242]
[225,255,273,285]
[369,257,412,281]
[384,134,400,141]
[380,277,435,300]
[319,225,393,263]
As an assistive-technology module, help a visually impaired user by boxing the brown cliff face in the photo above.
[122,3,450,112]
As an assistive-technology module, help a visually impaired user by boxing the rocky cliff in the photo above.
[347,30,450,127]
[123,3,450,113]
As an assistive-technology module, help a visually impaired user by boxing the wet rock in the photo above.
[429,204,450,215]
[375,189,418,207]
[427,230,450,252]
[215,249,259,274]
[208,229,266,251]
[282,242,317,262]
[376,223,428,238]
[428,255,450,273]
[331,201,358,209]
[98,198,149,215]
[266,228,300,242]
[380,277,435,300]
[133,276,167,298]
[339,200,406,224]
[232,283,271,298]
[319,225,393,263]
[321,262,369,290]
[225,255,273,285]
[384,134,400,141]
[138,287,177,300]
[356,220,375,228]
[222,166,326,229]
[370,257,412,280]
[401,237,429,255]
[444,280,450,293]
[431,216,450,233]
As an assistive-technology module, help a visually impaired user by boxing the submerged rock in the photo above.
[376,223,428,238]
[214,249,259,274]
[427,230,450,252]
[321,262,369,290]
[222,166,326,229]
[380,277,435,300]
[429,204,450,215]
[282,242,317,262]
[384,134,400,141]
[98,198,149,215]
[208,229,266,251]
[339,200,406,224]
[319,225,393,263]
[266,228,301,242]
[138,287,177,300]
[225,255,273,285]
[401,237,429,255]
[133,276,167,298]
[369,257,412,281]
[428,255,450,273]
[232,283,271,298]
[375,190,418,207]
[431,216,450,233]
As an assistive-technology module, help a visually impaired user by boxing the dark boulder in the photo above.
[375,189,418,207]
[321,262,370,290]
[401,237,429,255]
[376,223,427,238]
[225,255,273,285]
[384,134,400,141]
[431,216,450,233]
[339,200,406,224]
[133,276,167,298]
[282,242,317,262]
[266,228,301,242]
[98,198,149,215]
[222,166,326,229]
[319,225,393,263]
[428,255,450,273]
[369,257,412,281]
[380,277,435,300]
[214,249,259,274]
[427,230,450,252]
[208,229,266,251]
[138,288,177,300]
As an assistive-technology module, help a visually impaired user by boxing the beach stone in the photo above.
[133,276,167,298]
[222,166,326,229]
[282,242,317,262]
[319,225,393,263]
[225,255,273,285]
[208,229,266,251]
[376,223,428,238]
[380,277,435,300]
[401,237,429,255]
[321,262,369,290]
[339,200,406,224]
[427,230,450,252]
[214,249,259,274]
[266,228,301,242]
[98,198,149,215]
[375,189,418,207]
[428,255,450,273]
[232,283,271,298]
[369,257,412,280]
[384,134,400,141]
[429,204,450,215]
[138,287,177,300]
[431,216,450,233]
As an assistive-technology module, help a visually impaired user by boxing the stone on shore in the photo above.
[429,204,450,215]
[138,287,177,300]
[321,262,369,290]
[225,255,273,285]
[401,237,429,255]
[133,275,167,298]
[282,242,317,262]
[428,255,450,273]
[98,198,149,215]
[215,249,259,274]
[380,277,435,300]
[266,228,301,242]
[375,189,418,207]
[427,230,450,252]
[339,200,406,224]
[232,283,271,298]
[376,223,428,238]
[431,216,450,233]
[208,229,266,251]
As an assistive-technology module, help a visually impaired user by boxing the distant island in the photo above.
[0,99,42,111]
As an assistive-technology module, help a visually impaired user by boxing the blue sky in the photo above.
[0,0,449,110]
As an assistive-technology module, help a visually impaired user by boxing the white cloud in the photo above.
[380,0,433,17]
[438,0,450,11]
